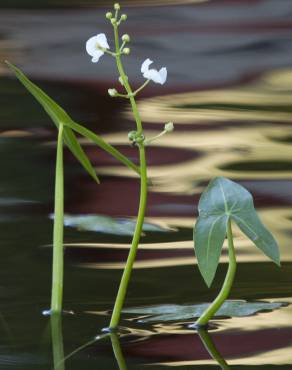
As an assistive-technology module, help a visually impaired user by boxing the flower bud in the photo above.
[165,122,174,132]
[123,47,130,55]
[108,88,118,97]
[121,14,127,21]
[111,18,117,25]
[128,131,137,142]
[114,3,120,10]
[122,34,130,43]
[106,12,112,19]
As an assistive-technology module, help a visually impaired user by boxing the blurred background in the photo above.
[0,0,292,368]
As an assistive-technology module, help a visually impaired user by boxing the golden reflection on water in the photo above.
[149,298,292,367]
[76,68,292,269]
[128,67,292,125]
[66,207,292,270]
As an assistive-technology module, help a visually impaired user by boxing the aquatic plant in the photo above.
[5,59,140,314]
[193,176,280,327]
[85,3,171,330]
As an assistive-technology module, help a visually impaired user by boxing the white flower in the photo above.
[86,33,109,63]
[141,58,167,85]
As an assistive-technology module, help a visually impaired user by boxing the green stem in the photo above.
[51,124,64,313]
[197,329,230,369]
[110,334,128,370]
[195,218,236,326]
[109,23,147,330]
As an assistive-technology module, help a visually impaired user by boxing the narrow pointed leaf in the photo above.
[194,177,280,287]
[62,120,140,176]
[63,127,99,183]
[6,61,139,178]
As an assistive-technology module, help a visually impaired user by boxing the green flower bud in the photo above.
[128,131,137,142]
[122,34,130,43]
[114,3,120,10]
[165,122,174,132]
[121,14,127,21]
[111,18,117,25]
[106,12,112,19]
[123,47,130,55]
[108,88,118,97]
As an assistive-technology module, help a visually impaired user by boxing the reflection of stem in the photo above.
[109,20,148,330]
[50,314,65,370]
[51,124,64,313]
[110,334,128,370]
[197,329,230,370]
[195,218,236,326]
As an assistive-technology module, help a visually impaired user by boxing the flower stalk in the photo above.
[109,15,148,331]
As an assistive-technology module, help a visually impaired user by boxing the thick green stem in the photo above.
[195,218,236,326]
[50,124,64,313]
[109,23,147,330]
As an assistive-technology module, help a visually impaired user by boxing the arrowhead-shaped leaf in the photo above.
[6,61,139,179]
[194,177,280,287]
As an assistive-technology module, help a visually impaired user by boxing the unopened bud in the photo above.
[128,131,137,142]
[108,88,118,97]
[106,12,112,19]
[123,47,130,55]
[114,3,120,10]
[122,34,130,43]
[165,122,174,132]
[111,18,117,25]
[121,14,127,21]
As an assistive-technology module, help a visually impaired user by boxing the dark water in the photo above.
[1,0,292,368]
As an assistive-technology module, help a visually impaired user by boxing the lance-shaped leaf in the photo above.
[5,61,139,178]
[194,177,280,287]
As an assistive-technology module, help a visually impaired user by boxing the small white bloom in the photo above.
[86,33,109,63]
[141,58,167,85]
[164,122,174,132]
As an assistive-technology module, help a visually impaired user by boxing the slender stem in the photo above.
[197,329,230,369]
[110,334,128,370]
[51,124,64,313]
[50,314,65,370]
[109,23,148,330]
[195,218,236,326]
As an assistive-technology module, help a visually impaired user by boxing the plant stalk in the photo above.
[195,218,236,326]
[50,124,64,313]
[109,23,148,330]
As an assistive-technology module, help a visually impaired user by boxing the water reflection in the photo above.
[50,314,65,370]
[197,329,230,370]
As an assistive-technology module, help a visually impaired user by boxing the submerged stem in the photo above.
[109,22,147,330]
[195,218,236,327]
[51,124,64,313]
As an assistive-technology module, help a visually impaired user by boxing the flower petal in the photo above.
[143,68,163,84]
[141,58,153,74]
[158,67,167,85]
[86,36,99,57]
[96,33,110,49]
